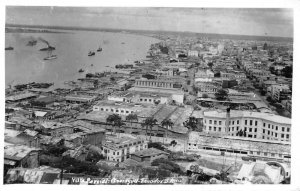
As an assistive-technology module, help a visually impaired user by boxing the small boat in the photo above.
[88,51,95,56]
[121,42,125,44]
[5,46,14,51]
[79,69,85,73]
[44,55,57,60]
[27,40,37,46]
[40,45,55,51]
[91,64,94,66]
[97,47,102,52]
[44,50,57,60]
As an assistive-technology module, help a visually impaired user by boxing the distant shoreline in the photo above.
[5,23,293,42]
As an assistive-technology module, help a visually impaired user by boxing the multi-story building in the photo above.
[203,109,291,142]
[270,84,291,102]
[101,136,148,162]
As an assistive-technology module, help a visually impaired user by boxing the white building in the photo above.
[203,110,291,142]
[270,84,291,101]
[102,136,148,162]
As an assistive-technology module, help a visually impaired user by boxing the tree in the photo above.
[106,114,124,136]
[126,113,138,134]
[183,116,198,131]
[215,89,228,101]
[148,142,165,151]
[161,119,174,144]
[141,117,157,141]
[281,66,293,78]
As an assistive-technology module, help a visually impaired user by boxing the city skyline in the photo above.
[6,7,293,38]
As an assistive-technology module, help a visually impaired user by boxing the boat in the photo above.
[97,47,102,52]
[91,64,94,66]
[27,40,37,46]
[44,55,57,60]
[40,45,55,51]
[5,46,14,51]
[44,50,57,60]
[121,42,125,44]
[78,69,85,73]
[88,51,95,56]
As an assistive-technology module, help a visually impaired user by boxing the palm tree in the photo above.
[161,119,174,144]
[106,114,124,136]
[126,114,138,134]
[141,117,157,141]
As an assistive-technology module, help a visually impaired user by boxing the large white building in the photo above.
[203,109,291,143]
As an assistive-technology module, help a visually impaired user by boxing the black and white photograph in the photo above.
[2,1,299,189]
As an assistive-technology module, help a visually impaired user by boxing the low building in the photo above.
[270,84,291,102]
[6,92,37,103]
[4,143,40,175]
[188,132,291,162]
[39,121,73,137]
[65,94,97,104]
[130,148,169,164]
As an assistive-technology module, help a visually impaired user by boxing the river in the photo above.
[5,30,159,88]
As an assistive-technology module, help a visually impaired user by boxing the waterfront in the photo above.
[5,30,159,88]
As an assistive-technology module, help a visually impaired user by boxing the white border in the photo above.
[1,1,299,191]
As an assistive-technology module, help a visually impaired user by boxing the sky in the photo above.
[6,7,294,37]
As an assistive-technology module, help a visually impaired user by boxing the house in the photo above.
[4,143,40,175]
[39,121,73,137]
[5,129,40,148]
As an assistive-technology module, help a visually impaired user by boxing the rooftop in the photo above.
[131,147,169,157]
[203,110,291,125]
[40,121,72,130]
[4,144,40,161]
[6,92,37,101]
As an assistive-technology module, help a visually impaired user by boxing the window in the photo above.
[249,151,253,154]
[126,111,129,113]
[140,99,143,101]
[111,109,114,112]
[101,108,104,111]
[271,153,275,157]
[271,132,273,136]
[219,127,221,132]
[272,125,274,129]
[268,131,270,135]
[144,99,147,101]
[116,110,119,112]
[232,121,235,125]
[287,127,290,132]
[219,121,222,125]
[121,110,124,113]
[249,128,252,132]
[237,126,239,131]
[209,120,212,124]
[250,120,252,126]
[257,151,260,155]
[209,126,212,131]
[275,133,277,137]
[263,123,266,127]
[245,120,247,125]
[245,127,247,131]
[232,127,234,131]
[254,135,256,138]
[255,121,258,126]
[237,120,239,124]
[106,109,109,111]
[279,154,282,158]
[149,99,152,102]
[254,128,257,132]
[262,136,265,139]
[117,152,119,155]
[248,134,252,138]
[229,128,230,132]
[286,134,289,139]
[263,129,265,133]
[281,134,284,138]
[276,126,278,130]
[214,127,217,131]
[268,124,270,128]
[113,152,115,155]
[264,152,268,156]
[282,127,285,132]
[214,120,217,125]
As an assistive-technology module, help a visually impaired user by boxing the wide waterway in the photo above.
[5,30,159,88]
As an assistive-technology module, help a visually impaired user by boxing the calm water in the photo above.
[5,30,159,88]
